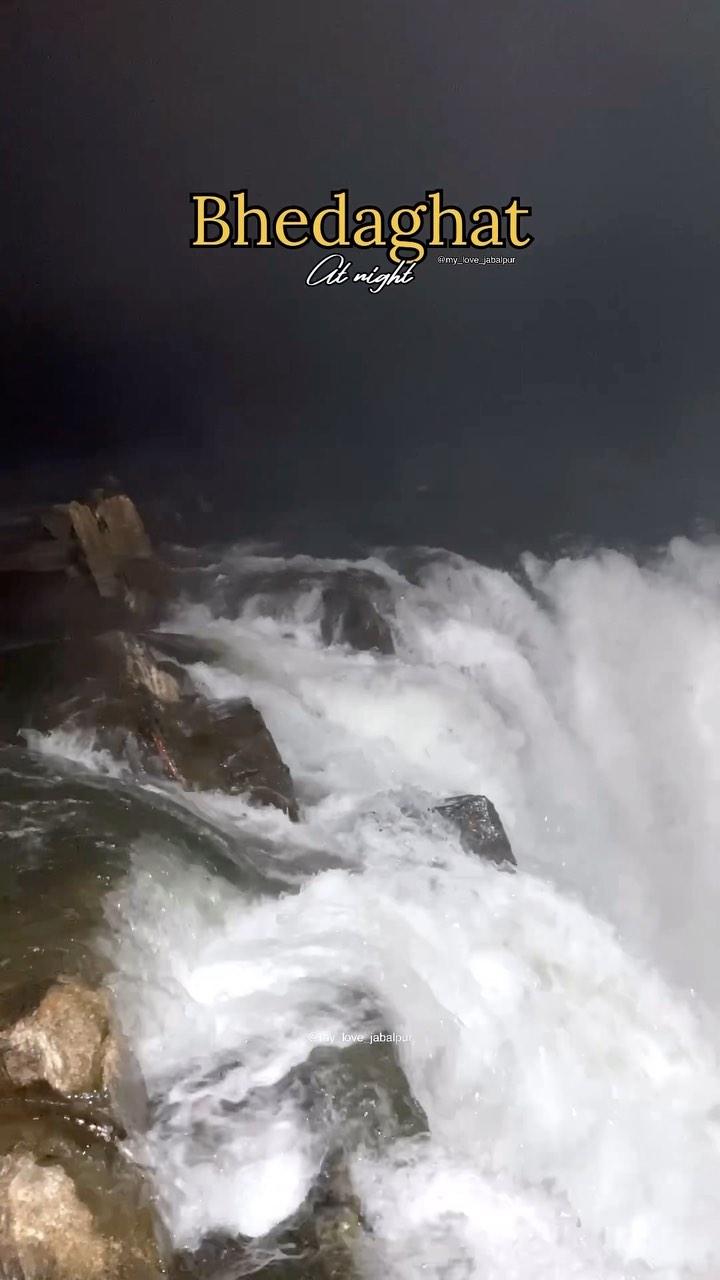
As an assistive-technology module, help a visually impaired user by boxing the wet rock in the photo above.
[118,634,182,705]
[94,630,190,703]
[29,629,299,817]
[67,495,169,623]
[35,632,187,740]
[142,631,226,667]
[67,494,153,602]
[169,1233,251,1280]
[59,635,295,813]
[67,501,121,600]
[320,571,394,655]
[313,1151,365,1280]
[0,1133,166,1280]
[0,1150,120,1279]
[40,506,74,547]
[0,639,61,735]
[435,794,516,867]
[99,1025,151,1137]
[0,539,72,574]
[1,979,115,1095]
[0,494,172,643]
[94,494,153,565]
[155,696,299,818]
[0,566,130,647]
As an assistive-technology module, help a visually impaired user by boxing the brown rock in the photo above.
[67,501,120,599]
[0,1150,120,1279]
[40,506,74,547]
[0,540,71,574]
[62,496,167,623]
[0,1105,166,1278]
[119,634,182,705]
[155,696,299,818]
[0,495,168,644]
[95,495,152,563]
[1,980,112,1095]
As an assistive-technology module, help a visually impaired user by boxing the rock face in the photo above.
[32,630,299,817]
[67,494,156,605]
[0,493,168,644]
[154,695,299,817]
[1,980,114,1095]
[0,1151,120,1279]
[112,632,183,705]
[320,570,394,655]
[93,495,153,566]
[435,794,516,867]
[313,1151,365,1280]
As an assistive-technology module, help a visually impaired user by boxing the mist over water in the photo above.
[34,536,720,1277]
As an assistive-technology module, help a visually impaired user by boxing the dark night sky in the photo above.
[2,0,720,555]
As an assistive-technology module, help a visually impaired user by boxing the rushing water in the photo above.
[9,536,720,1278]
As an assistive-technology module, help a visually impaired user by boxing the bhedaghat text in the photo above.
[190,188,533,265]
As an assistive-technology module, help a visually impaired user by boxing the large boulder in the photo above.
[0,979,115,1095]
[0,1151,120,1279]
[434,794,516,867]
[27,632,184,757]
[153,695,299,818]
[66,494,162,617]
[0,1141,164,1280]
[320,570,394,655]
[31,631,299,818]
[0,493,171,644]
[197,561,395,656]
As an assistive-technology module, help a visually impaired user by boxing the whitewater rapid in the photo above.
[46,538,720,1277]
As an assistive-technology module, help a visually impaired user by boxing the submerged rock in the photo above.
[0,1150,120,1279]
[321,570,394,655]
[1,979,115,1095]
[313,1151,365,1280]
[435,793,516,867]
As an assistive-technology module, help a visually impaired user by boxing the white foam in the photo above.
[23,726,128,778]
[107,833,720,1272]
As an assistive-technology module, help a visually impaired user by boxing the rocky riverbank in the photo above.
[0,493,515,1279]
